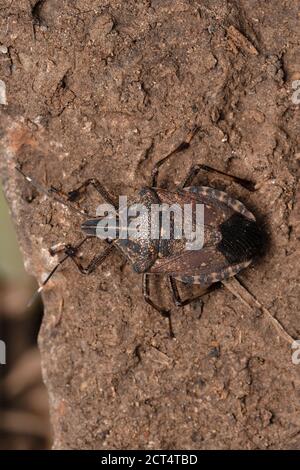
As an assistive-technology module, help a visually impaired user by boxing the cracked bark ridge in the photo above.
[1,0,300,449]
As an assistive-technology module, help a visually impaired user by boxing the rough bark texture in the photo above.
[1,0,300,449]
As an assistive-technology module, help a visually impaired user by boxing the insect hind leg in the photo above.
[169,276,220,307]
[142,273,175,338]
[178,164,255,191]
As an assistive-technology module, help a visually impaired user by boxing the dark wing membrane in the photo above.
[150,245,227,276]
[154,186,259,262]
[149,245,250,286]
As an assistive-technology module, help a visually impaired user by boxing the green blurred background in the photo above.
[0,185,26,280]
[0,185,51,450]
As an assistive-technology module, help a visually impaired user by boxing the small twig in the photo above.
[227,25,259,56]
[222,277,295,345]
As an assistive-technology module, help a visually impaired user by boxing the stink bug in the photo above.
[16,127,266,336]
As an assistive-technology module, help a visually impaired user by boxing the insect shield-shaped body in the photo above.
[81,184,264,287]
[16,126,266,336]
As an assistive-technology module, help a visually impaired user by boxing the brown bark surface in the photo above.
[1,0,300,449]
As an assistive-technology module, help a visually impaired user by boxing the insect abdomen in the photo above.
[217,213,265,264]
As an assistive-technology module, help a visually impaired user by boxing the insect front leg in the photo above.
[16,167,117,215]
[151,125,200,187]
[66,178,117,209]
[67,243,115,275]
[178,164,255,191]
[142,273,174,338]
[50,236,114,273]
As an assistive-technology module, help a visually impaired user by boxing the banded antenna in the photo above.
[15,166,93,305]
[16,166,93,218]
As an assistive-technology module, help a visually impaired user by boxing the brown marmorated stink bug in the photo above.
[16,127,267,337]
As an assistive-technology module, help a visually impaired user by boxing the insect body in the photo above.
[82,185,262,285]
[17,127,266,335]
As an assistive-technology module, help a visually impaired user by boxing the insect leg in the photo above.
[49,242,71,256]
[178,164,255,191]
[26,237,90,307]
[151,125,200,187]
[142,273,175,338]
[67,243,115,275]
[49,236,103,256]
[16,167,117,215]
[16,166,89,217]
[67,178,117,209]
[168,276,220,307]
[177,165,202,190]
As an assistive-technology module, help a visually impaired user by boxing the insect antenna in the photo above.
[16,166,93,218]
[27,255,68,307]
[27,237,89,307]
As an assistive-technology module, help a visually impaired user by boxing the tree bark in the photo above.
[1,0,300,449]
